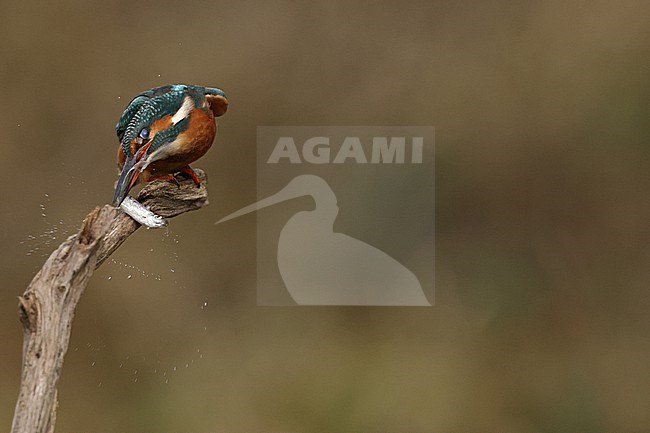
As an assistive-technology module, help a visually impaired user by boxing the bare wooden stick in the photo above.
[11,170,209,433]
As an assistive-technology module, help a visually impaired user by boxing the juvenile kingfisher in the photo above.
[112,84,228,206]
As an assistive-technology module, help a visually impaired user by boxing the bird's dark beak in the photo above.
[112,155,141,206]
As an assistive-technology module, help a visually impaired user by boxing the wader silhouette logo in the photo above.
[217,174,430,305]
[218,126,434,306]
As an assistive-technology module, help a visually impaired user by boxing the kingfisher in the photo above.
[112,84,228,206]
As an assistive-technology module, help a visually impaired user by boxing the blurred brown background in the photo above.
[1,1,650,432]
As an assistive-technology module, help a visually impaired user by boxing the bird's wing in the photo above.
[146,117,191,156]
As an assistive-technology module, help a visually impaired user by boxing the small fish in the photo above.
[120,196,167,228]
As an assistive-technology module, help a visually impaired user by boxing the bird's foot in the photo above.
[149,174,180,187]
[178,166,202,188]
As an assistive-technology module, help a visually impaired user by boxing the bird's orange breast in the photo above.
[179,107,217,162]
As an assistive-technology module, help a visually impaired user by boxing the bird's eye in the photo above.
[139,128,150,140]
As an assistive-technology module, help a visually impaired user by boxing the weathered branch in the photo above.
[12,170,209,433]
